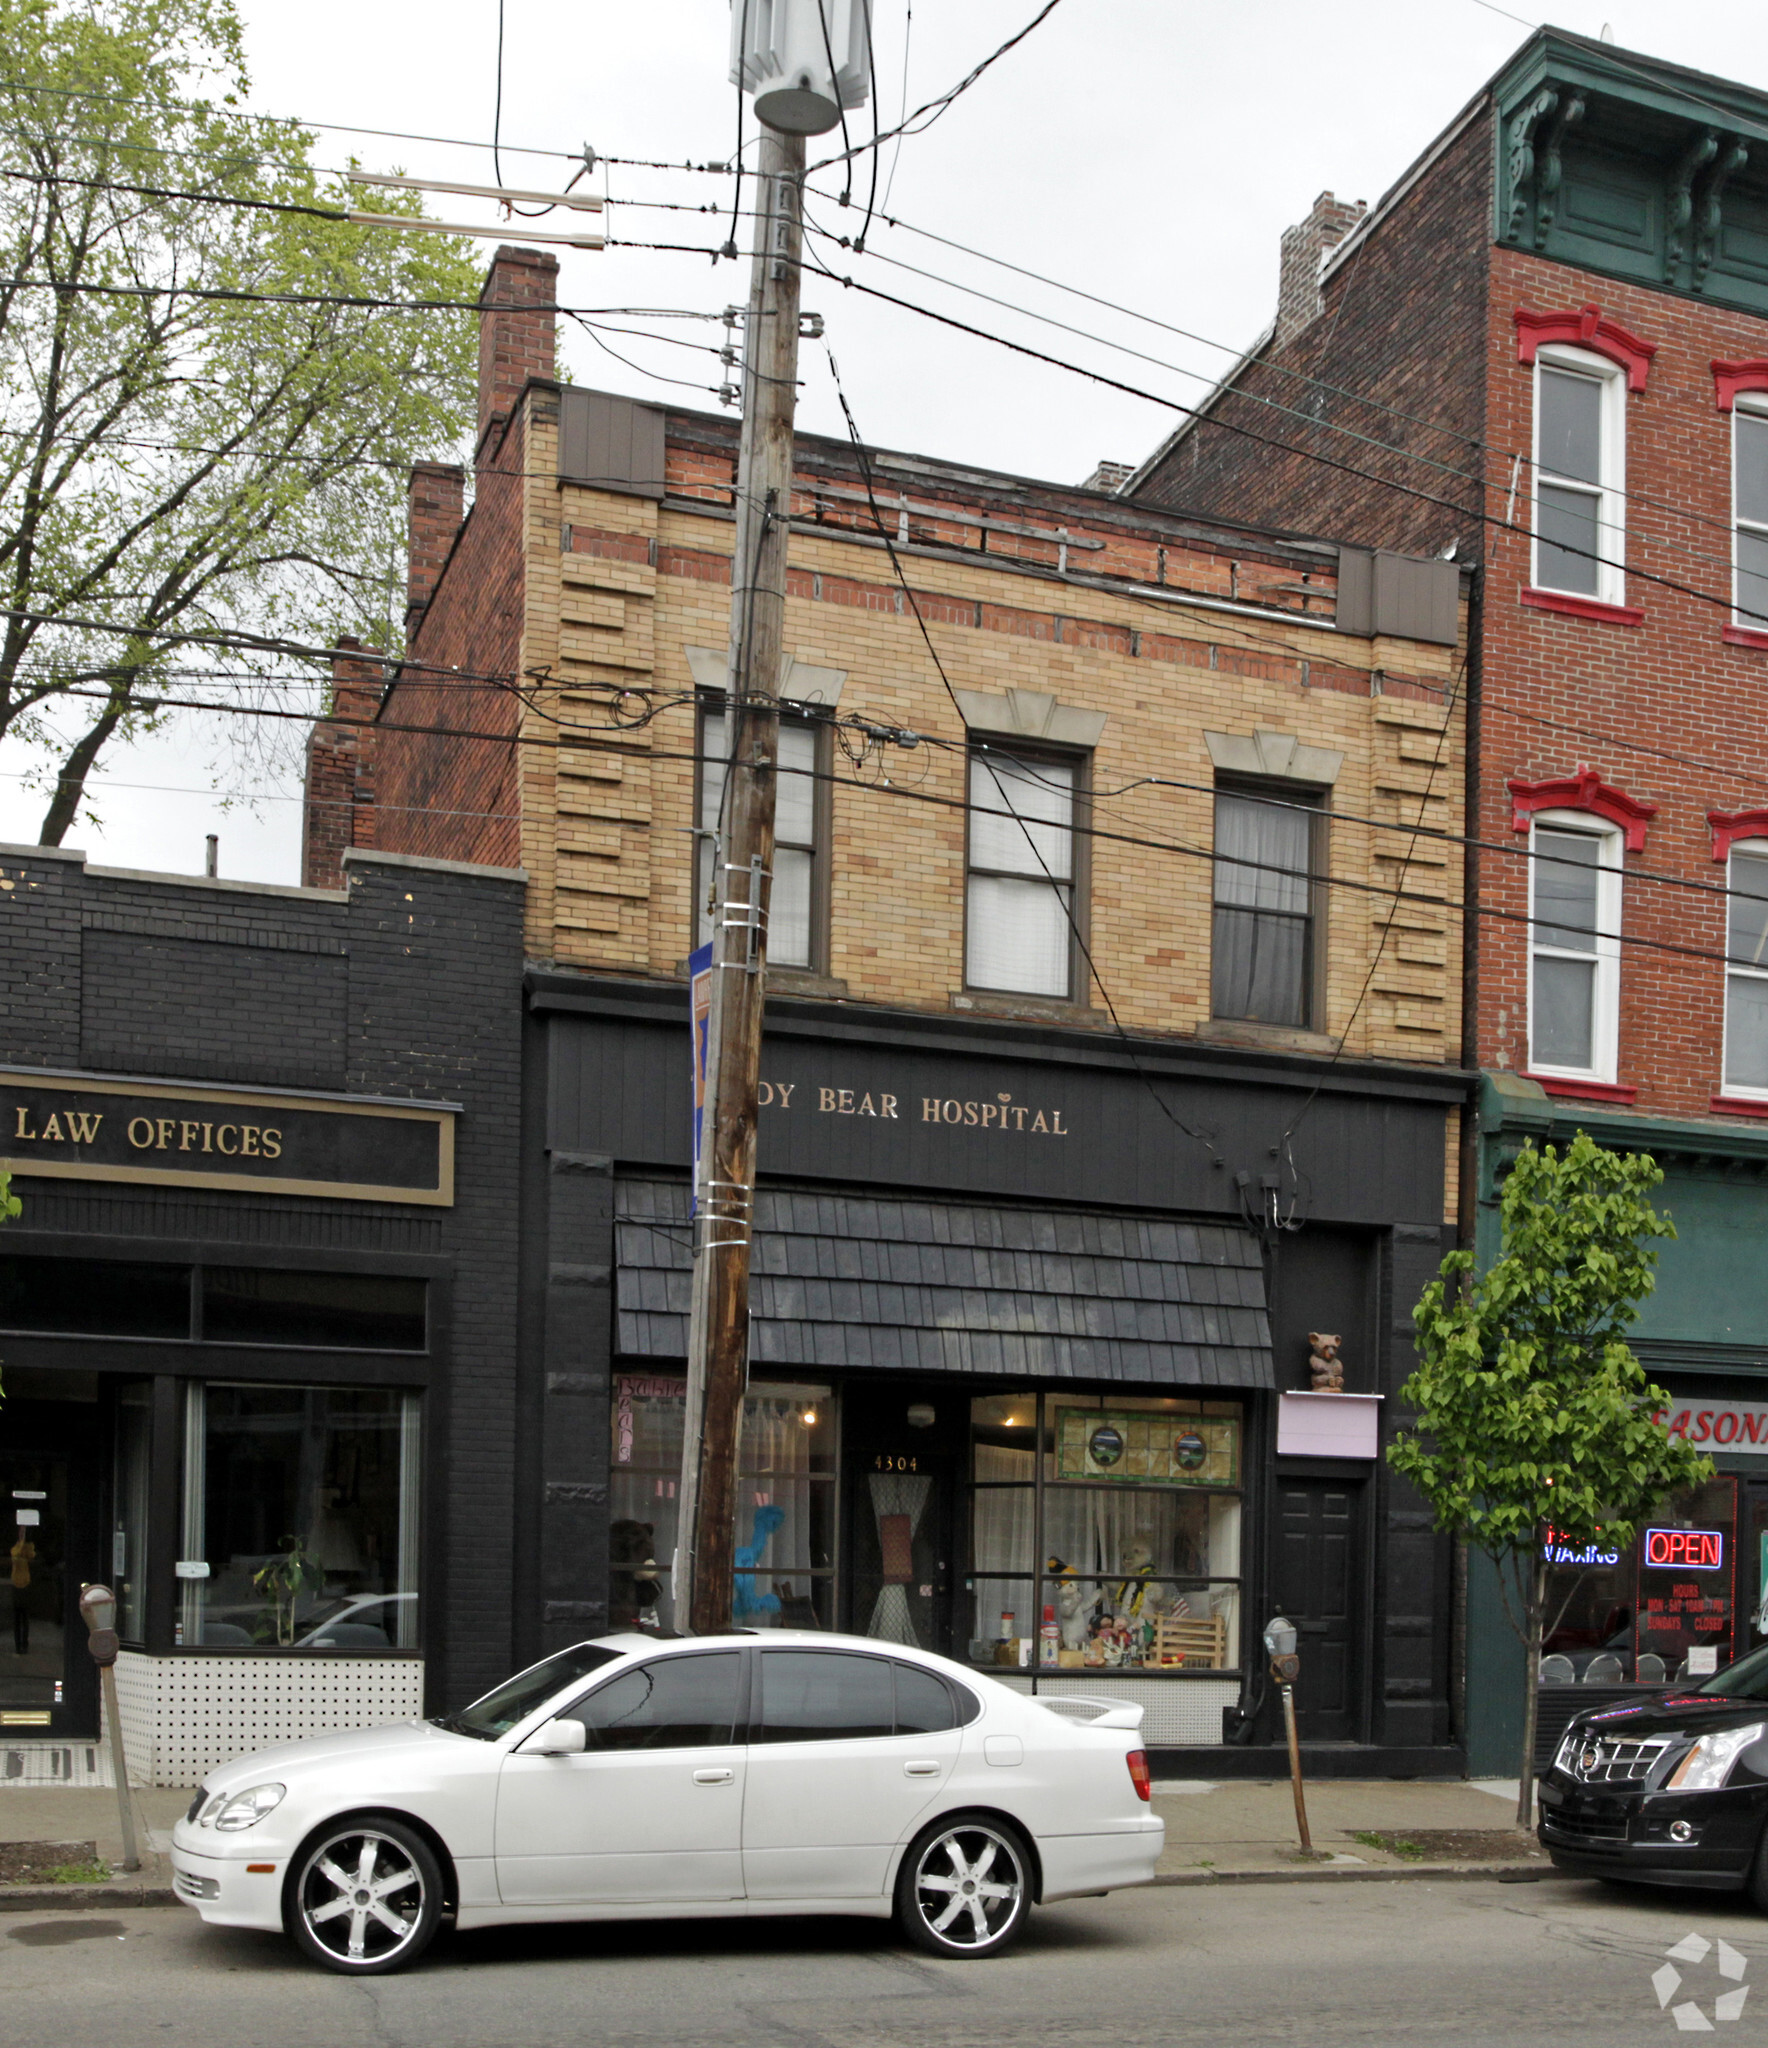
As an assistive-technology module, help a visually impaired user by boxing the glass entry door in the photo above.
[843,1381,959,1656]
[1747,1482,1768,1654]
[2,1455,69,1734]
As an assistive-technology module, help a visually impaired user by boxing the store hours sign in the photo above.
[0,1065,455,1205]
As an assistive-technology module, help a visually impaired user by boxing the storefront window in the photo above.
[966,1391,1244,1673]
[610,1374,835,1632]
[113,1382,152,1644]
[178,1383,420,1651]
[1541,1477,1739,1683]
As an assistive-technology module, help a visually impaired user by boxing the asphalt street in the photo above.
[4,1875,1760,2047]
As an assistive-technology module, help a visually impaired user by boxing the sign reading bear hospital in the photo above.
[0,1066,454,1205]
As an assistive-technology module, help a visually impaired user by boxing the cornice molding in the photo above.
[1709,808,1768,862]
[1508,765,1658,850]
[1713,358,1768,412]
[1514,303,1658,390]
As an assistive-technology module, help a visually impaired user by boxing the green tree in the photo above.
[0,0,481,839]
[1388,1131,1713,1827]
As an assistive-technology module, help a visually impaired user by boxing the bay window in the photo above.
[1528,814,1622,1081]
[1533,347,1626,604]
[965,747,1079,999]
[1725,841,1768,1095]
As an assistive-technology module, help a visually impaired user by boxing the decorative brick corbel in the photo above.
[1507,765,1657,851]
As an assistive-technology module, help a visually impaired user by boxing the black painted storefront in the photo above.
[520,973,1473,1773]
[0,843,524,1755]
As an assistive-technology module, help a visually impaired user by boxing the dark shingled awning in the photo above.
[614,1179,1274,1389]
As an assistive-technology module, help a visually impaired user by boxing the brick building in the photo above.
[1127,29,1768,1771]
[0,842,523,1783]
[301,247,1476,1771]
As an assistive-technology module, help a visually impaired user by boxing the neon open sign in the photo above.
[1643,1527,1725,1570]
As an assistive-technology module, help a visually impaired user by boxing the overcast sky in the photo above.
[8,0,1768,883]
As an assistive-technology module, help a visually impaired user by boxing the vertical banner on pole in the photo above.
[689,940,713,1216]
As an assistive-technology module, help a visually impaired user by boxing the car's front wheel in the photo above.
[287,1815,443,1975]
[894,1812,1031,1959]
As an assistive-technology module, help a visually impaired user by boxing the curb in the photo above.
[1151,1859,1565,1888]
[0,1881,177,1912]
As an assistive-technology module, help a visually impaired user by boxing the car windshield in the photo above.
[1696,1642,1768,1701]
[434,1643,624,1739]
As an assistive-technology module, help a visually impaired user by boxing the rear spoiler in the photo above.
[1030,1694,1144,1732]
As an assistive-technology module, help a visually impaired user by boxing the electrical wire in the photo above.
[807,0,1068,174]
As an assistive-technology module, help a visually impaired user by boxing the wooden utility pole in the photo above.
[675,121,807,1636]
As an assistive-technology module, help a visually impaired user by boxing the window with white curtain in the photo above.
[1533,347,1626,604]
[1725,842,1768,1095]
[697,705,820,970]
[1212,784,1319,1028]
[1734,400,1768,627]
[965,748,1077,998]
[1528,814,1622,1080]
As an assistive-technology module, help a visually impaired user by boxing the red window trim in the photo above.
[1526,1075,1638,1105]
[1709,810,1768,862]
[1713,359,1768,412]
[1515,305,1657,392]
[1711,1094,1768,1120]
[1509,765,1658,852]
[1724,623,1768,651]
[1521,588,1644,628]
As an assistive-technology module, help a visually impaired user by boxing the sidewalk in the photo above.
[0,1774,1550,1910]
[1152,1775,1549,1883]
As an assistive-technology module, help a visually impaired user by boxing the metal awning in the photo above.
[614,1179,1273,1389]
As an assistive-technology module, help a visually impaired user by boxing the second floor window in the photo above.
[1212,785,1319,1029]
[1528,816,1621,1081]
[965,748,1076,998]
[1724,843,1768,1095]
[698,705,820,971]
[1533,349,1625,604]
[1735,400,1768,628]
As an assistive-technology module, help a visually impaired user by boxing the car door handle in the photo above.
[904,1761,943,1777]
[693,1768,734,1785]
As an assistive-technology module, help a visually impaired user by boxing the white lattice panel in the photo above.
[110,1652,424,1787]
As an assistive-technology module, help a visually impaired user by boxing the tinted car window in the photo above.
[567,1652,742,1750]
[1699,1642,1768,1699]
[759,1651,894,1742]
[893,1663,957,1734]
[444,1642,622,1738]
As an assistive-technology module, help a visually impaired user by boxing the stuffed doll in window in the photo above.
[1112,1538,1161,1621]
[732,1504,786,1621]
[609,1518,661,1629]
[1047,1555,1094,1654]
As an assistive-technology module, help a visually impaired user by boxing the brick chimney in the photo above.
[478,244,558,452]
[407,460,464,633]
[302,639,383,888]
[1273,192,1367,351]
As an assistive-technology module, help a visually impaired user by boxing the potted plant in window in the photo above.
[253,1535,324,1646]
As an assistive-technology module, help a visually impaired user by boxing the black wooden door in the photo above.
[1272,1479,1364,1742]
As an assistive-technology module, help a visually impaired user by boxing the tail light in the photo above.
[1127,1748,1153,1802]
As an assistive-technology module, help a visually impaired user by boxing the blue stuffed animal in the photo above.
[732,1504,786,1619]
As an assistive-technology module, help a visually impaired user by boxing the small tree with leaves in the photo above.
[1388,1131,1713,1827]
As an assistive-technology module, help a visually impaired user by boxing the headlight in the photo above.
[1667,1723,1765,1792]
[212,1783,287,1831]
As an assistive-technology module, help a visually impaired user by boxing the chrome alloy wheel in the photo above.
[909,1822,1026,1952]
[296,1828,427,1968]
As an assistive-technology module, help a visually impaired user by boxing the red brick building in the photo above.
[1128,28,1768,1771]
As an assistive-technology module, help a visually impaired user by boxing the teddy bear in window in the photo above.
[1308,1332,1345,1393]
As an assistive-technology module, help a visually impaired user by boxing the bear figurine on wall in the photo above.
[1307,1332,1345,1393]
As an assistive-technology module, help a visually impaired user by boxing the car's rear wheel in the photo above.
[894,1813,1031,1959]
[287,1816,442,1975]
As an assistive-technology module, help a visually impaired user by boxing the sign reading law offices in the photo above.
[0,1066,455,1205]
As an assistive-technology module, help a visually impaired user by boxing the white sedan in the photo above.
[169,1629,1164,1974]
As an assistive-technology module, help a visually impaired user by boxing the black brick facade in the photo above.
[0,841,525,1715]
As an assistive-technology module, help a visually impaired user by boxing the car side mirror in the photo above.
[523,1717,587,1756]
